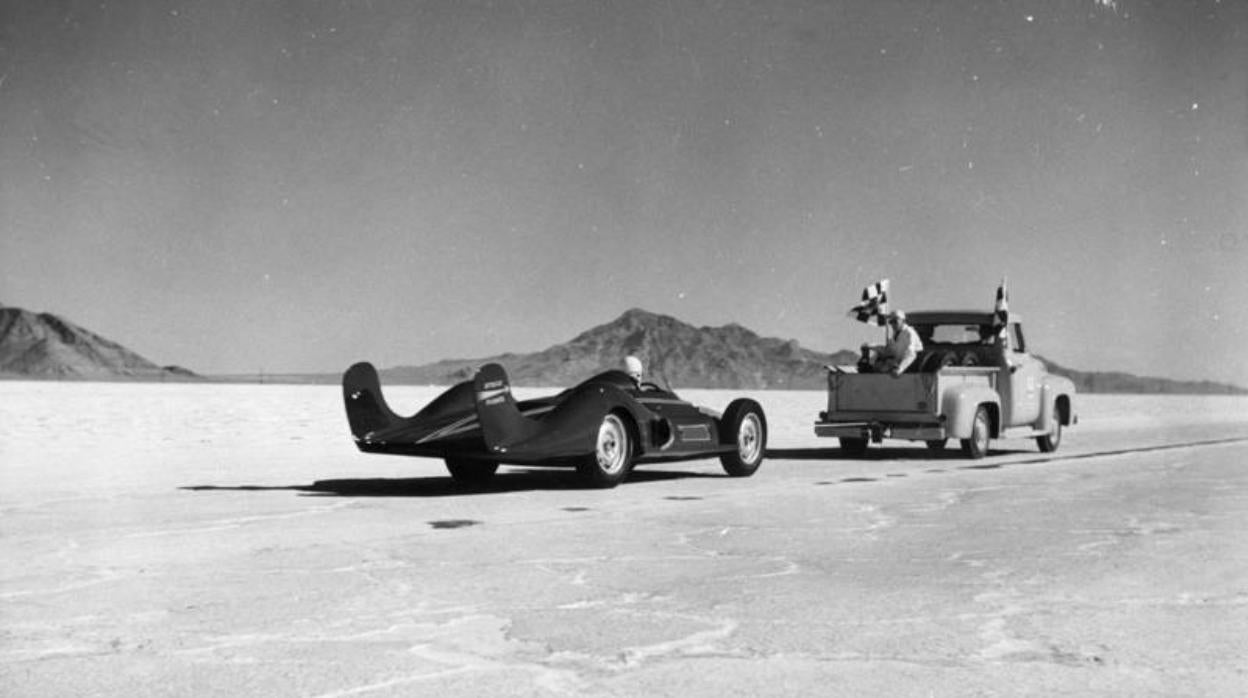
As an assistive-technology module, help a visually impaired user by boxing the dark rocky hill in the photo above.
[380,308,859,389]
[0,304,197,380]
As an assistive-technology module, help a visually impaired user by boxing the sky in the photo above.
[2,0,1246,385]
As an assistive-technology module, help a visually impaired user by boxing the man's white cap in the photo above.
[623,355,643,377]
[889,310,906,322]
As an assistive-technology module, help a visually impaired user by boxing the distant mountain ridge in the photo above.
[378,308,1247,395]
[0,304,196,379]
[1039,356,1248,396]
[381,308,859,389]
[2,304,1243,394]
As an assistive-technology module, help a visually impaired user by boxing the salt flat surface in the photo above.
[2,382,1247,696]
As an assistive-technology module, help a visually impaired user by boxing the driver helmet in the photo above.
[623,355,644,382]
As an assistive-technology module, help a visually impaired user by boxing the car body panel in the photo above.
[343,361,744,467]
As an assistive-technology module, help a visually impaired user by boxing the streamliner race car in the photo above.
[342,362,767,488]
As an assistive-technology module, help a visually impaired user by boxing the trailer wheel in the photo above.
[840,437,869,457]
[719,399,766,477]
[961,406,991,459]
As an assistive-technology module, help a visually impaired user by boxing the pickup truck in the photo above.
[814,311,1077,458]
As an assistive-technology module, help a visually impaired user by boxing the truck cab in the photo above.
[814,311,1077,458]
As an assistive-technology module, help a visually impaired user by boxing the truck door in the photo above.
[1003,324,1042,426]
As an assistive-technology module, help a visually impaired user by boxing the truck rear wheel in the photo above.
[1036,401,1063,453]
[839,437,869,457]
[960,406,991,459]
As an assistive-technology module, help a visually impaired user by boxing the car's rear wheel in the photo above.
[961,406,991,459]
[925,439,948,453]
[1036,401,1063,453]
[577,412,634,488]
[445,458,499,484]
[840,437,869,457]
[719,399,766,477]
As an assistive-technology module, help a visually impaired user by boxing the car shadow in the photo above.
[182,467,720,498]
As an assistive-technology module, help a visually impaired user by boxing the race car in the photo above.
[342,361,767,488]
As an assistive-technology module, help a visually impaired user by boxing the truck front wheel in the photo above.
[961,406,991,459]
[1036,401,1063,453]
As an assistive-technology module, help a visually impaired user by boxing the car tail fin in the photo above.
[473,363,537,453]
[342,362,400,438]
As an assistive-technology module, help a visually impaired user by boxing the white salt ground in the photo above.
[2,382,1247,697]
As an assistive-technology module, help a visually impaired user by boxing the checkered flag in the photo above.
[848,279,890,326]
[993,277,1009,328]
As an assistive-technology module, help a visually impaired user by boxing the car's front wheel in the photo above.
[719,399,766,477]
[577,412,634,488]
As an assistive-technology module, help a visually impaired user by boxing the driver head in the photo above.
[623,355,643,382]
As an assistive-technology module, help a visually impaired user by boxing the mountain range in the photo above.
[377,308,860,390]
[371,309,1248,395]
[0,304,196,380]
[1037,357,1248,396]
[1,304,1244,394]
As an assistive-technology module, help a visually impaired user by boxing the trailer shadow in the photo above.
[182,467,719,498]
